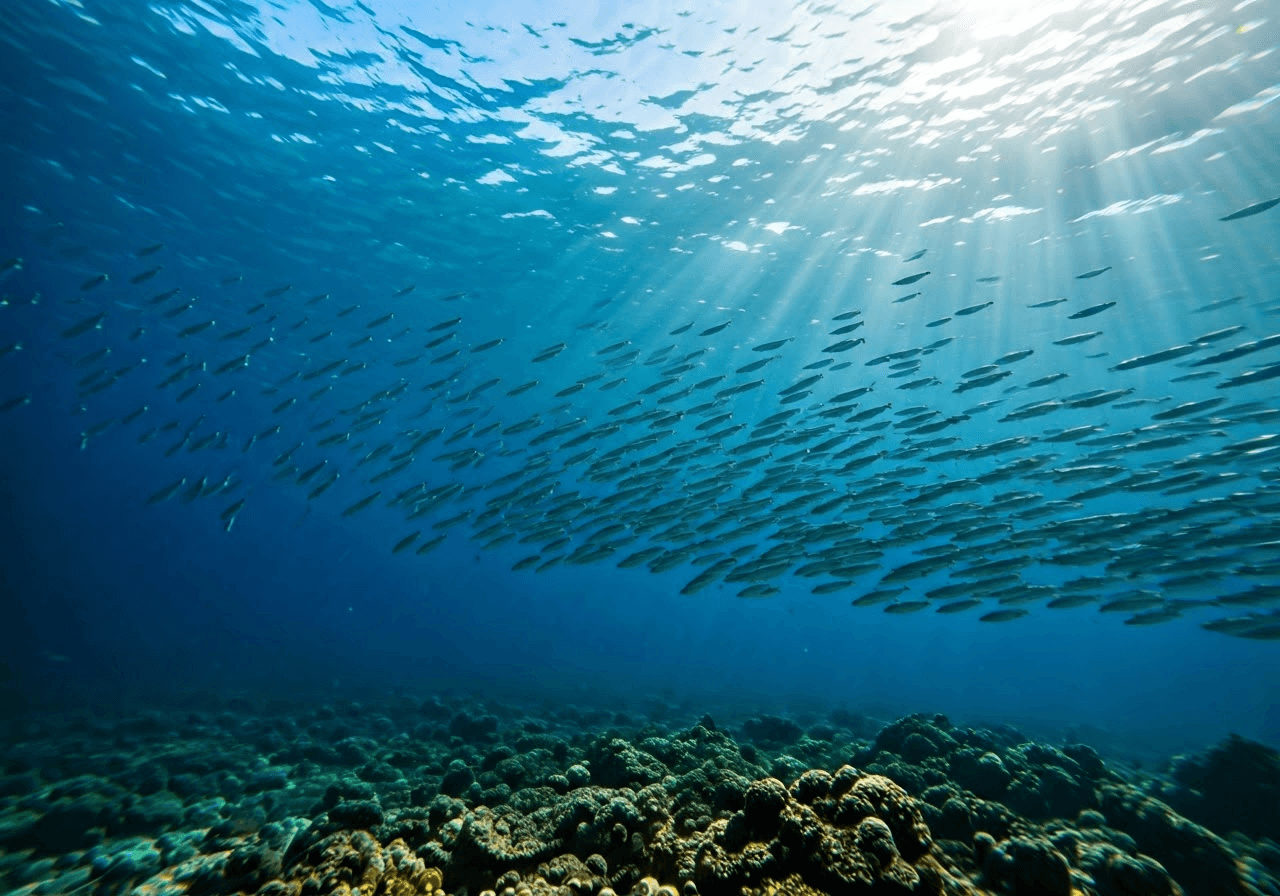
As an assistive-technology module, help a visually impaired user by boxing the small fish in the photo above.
[308,472,339,500]
[925,318,950,328]
[937,599,982,614]
[995,349,1034,364]
[1220,197,1280,221]
[1047,594,1096,609]
[1110,344,1199,371]
[824,338,865,353]
[903,249,927,262]
[954,302,992,316]
[1193,325,1245,344]
[1217,362,1280,389]
[699,320,732,336]
[893,292,921,303]
[884,601,930,614]
[1192,295,1243,314]
[1053,332,1102,346]
[1124,608,1182,626]
[893,271,930,286]
[416,534,447,555]
[532,343,567,362]
[342,491,381,517]
[753,338,791,353]
[62,311,105,338]
[178,319,215,338]
[976,276,1000,284]
[1075,266,1111,279]
[668,322,694,335]
[832,310,862,321]
[146,477,185,505]
[1069,301,1116,319]
[1193,333,1280,366]
[1,394,32,413]
[1026,373,1069,388]
[79,273,108,291]
[980,608,1028,623]
[393,531,421,554]
[263,284,292,297]
[1151,397,1225,420]
[1028,298,1067,308]
[135,243,164,256]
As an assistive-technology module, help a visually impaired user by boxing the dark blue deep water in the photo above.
[3,0,1280,761]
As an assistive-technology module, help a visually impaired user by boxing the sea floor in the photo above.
[1,693,1277,896]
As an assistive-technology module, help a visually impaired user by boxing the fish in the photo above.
[883,601,930,614]
[1028,298,1067,308]
[1193,326,1245,344]
[699,321,732,336]
[1151,397,1225,420]
[79,273,108,291]
[1110,344,1199,371]
[1192,333,1280,366]
[936,599,982,614]
[1075,266,1112,279]
[220,498,246,523]
[342,491,382,516]
[178,319,215,338]
[753,338,791,353]
[980,608,1028,623]
[976,276,1000,284]
[954,302,992,316]
[893,272,930,286]
[1047,594,1096,609]
[146,477,186,505]
[1217,362,1280,389]
[308,472,339,500]
[1193,295,1243,314]
[903,250,927,262]
[1068,301,1116,319]
[1220,197,1280,221]
[130,266,162,284]
[393,532,421,554]
[532,343,567,362]
[1053,332,1101,346]
[62,311,105,338]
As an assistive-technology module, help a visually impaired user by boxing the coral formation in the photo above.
[0,700,1275,896]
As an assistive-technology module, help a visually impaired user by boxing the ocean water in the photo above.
[2,4,1280,889]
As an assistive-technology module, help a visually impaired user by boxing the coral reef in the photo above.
[0,700,1275,896]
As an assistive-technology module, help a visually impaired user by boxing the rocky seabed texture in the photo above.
[1,699,1278,896]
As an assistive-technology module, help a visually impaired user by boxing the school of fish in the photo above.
[3,192,1278,642]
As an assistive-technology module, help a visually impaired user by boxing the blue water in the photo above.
[1,0,1279,758]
